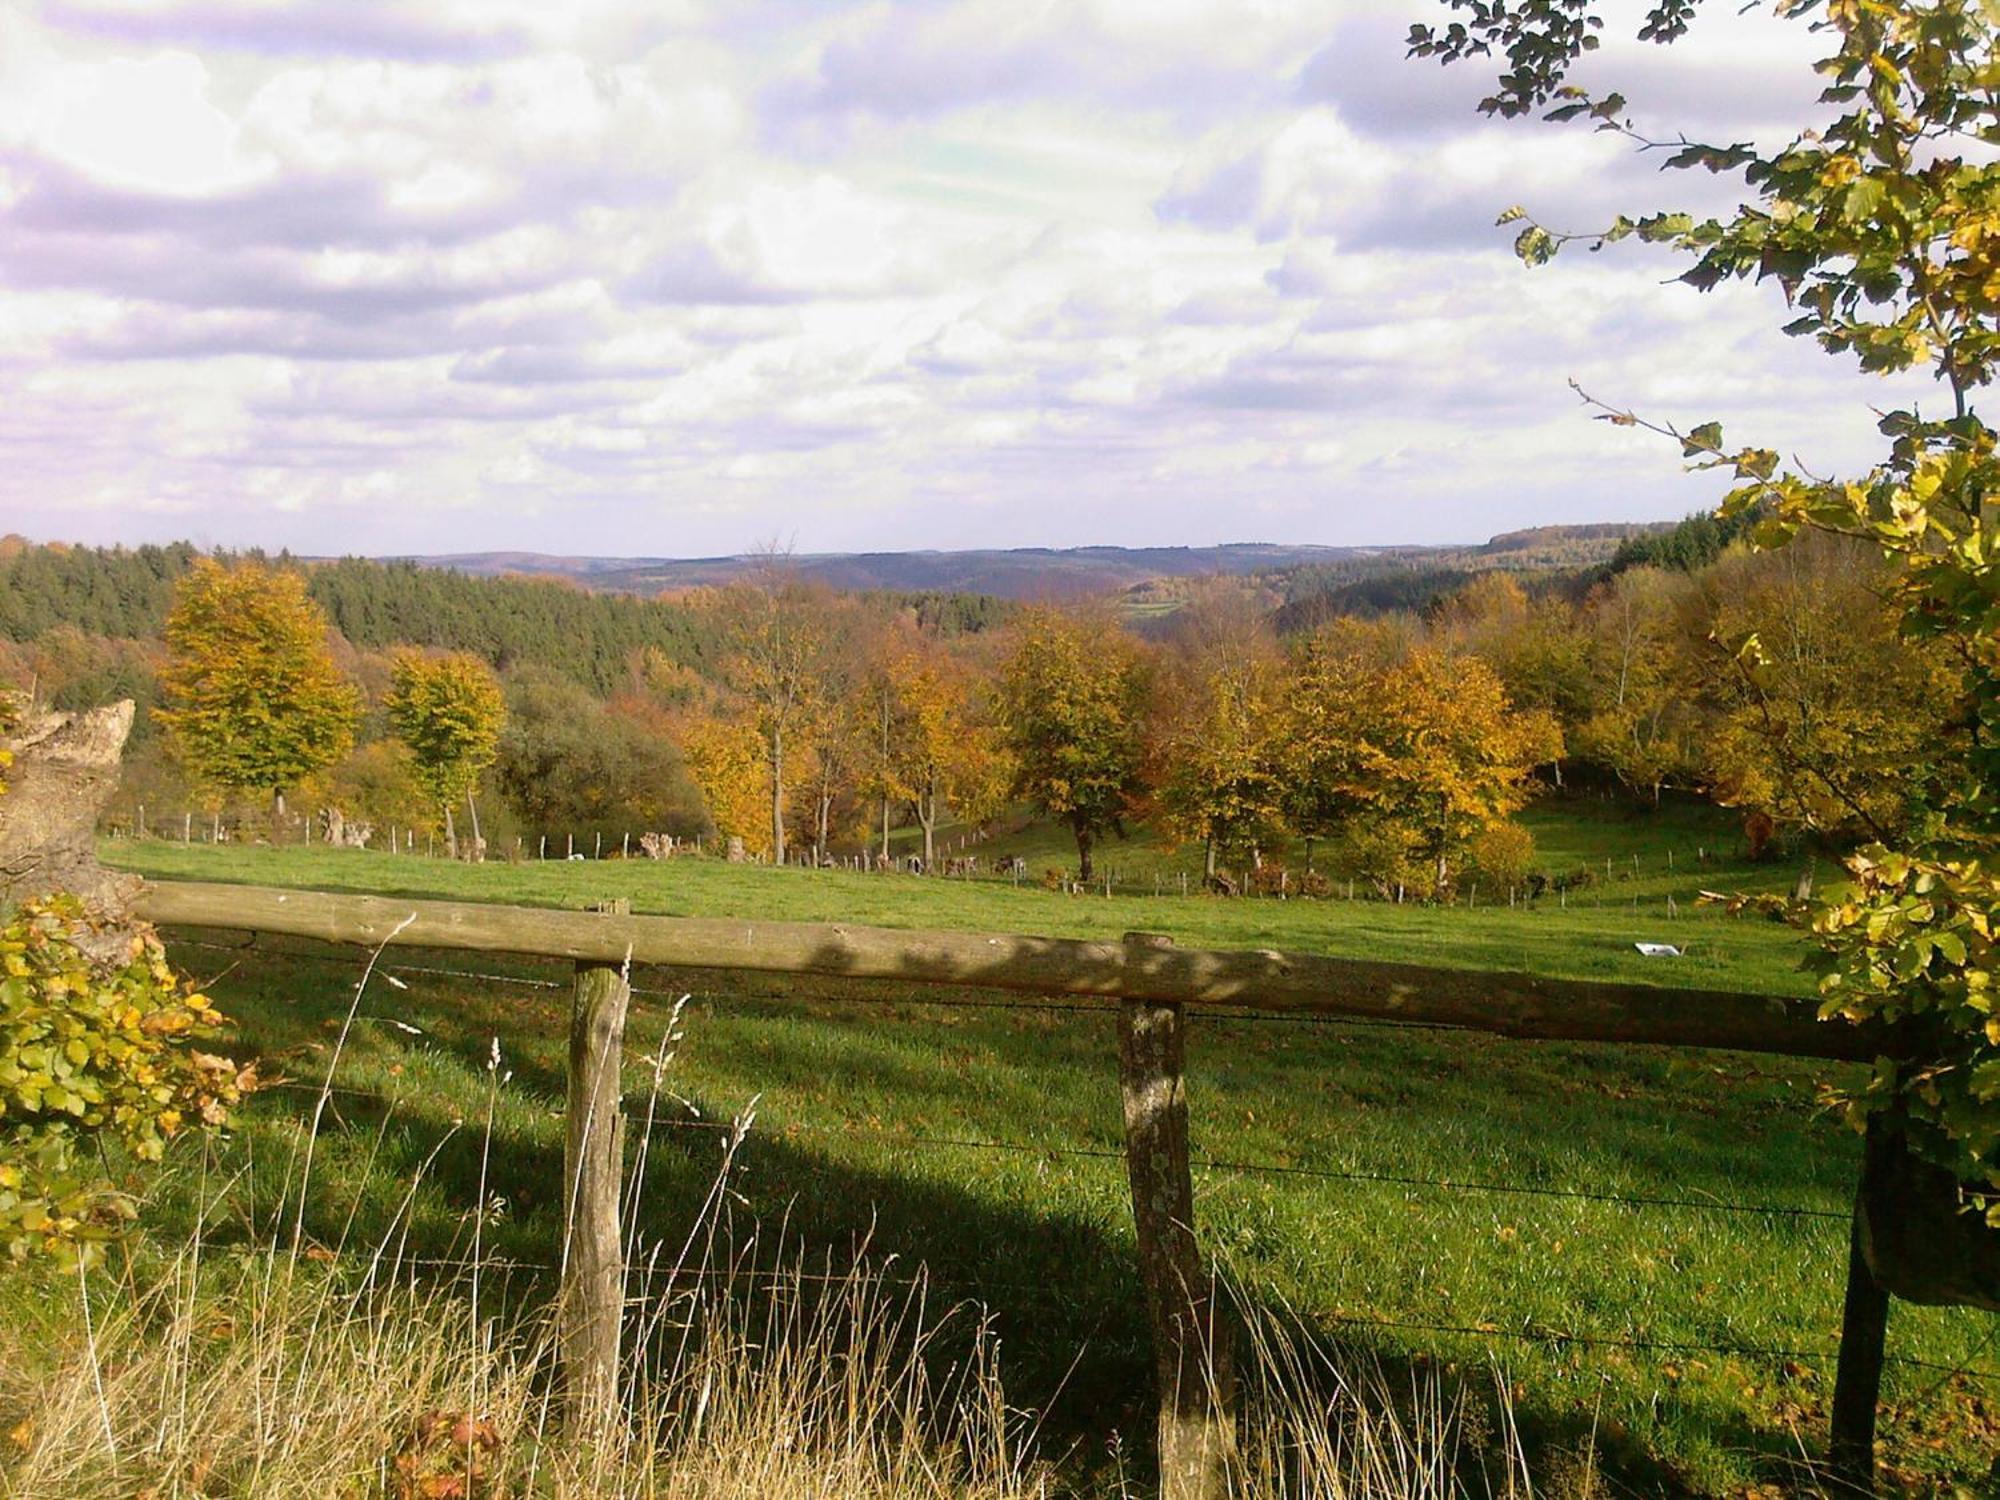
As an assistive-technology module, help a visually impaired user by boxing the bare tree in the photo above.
[714,544,828,866]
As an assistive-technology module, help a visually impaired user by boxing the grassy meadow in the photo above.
[28,797,1994,1494]
[107,797,1816,995]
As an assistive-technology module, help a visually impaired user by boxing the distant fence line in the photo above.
[102,805,1736,922]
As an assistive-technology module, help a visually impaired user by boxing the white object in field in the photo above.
[1633,942,1682,958]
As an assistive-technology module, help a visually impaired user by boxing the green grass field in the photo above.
[107,797,1815,996]
[81,799,2000,1494]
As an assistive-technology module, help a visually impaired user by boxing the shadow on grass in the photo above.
[152,928,1880,1498]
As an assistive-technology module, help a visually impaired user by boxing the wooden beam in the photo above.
[133,879,1880,1061]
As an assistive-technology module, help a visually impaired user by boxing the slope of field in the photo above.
[87,811,1999,1494]
[108,798,1819,998]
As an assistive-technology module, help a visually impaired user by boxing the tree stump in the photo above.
[0,700,141,960]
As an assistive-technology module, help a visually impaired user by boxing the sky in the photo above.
[0,0,1939,557]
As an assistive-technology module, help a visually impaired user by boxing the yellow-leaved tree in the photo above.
[711,559,830,866]
[156,559,359,827]
[1690,534,1956,846]
[1157,657,1288,884]
[680,712,772,859]
[1363,648,1563,900]
[1278,618,1407,873]
[998,608,1151,882]
[384,650,507,859]
[880,639,1010,870]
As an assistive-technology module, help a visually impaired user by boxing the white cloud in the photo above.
[0,0,1953,555]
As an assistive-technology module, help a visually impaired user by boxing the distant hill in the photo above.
[1476,522,1665,564]
[390,544,1382,599]
[394,527,1668,601]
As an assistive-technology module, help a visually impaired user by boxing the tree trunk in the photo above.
[815,786,831,867]
[0,701,142,957]
[877,691,893,864]
[920,771,937,869]
[770,730,786,867]
[1075,822,1094,883]
[1204,837,1217,882]
[466,787,483,851]
[270,786,286,841]
[444,804,458,862]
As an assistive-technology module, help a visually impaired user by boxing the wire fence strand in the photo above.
[165,929,1999,1386]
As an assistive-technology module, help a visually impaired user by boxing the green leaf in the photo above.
[1682,421,1725,457]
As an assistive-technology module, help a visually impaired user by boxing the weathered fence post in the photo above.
[1116,932,1235,1500]
[1830,1202,1889,1494]
[1831,1115,1903,1495]
[561,898,632,1437]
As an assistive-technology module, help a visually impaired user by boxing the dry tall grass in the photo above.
[3,1242,1535,1499]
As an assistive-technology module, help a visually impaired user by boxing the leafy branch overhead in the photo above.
[1421,0,2000,1209]
[0,900,254,1266]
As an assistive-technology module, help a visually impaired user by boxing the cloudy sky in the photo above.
[0,0,1935,557]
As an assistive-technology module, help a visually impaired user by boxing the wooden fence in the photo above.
[136,878,1916,1497]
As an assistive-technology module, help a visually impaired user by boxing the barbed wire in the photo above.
[250,1078,1845,1224]
[169,931,2000,1384]
[201,929,1848,1225]
[267,1240,1998,1380]
[177,933,1759,1038]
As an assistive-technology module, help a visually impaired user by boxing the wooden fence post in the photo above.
[1116,932,1235,1500]
[1830,1120,1892,1494]
[561,898,632,1436]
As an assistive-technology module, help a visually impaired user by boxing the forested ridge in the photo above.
[0,514,1947,890]
[0,540,717,695]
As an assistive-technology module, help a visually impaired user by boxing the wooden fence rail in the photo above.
[133,878,1905,1497]
[134,879,1878,1060]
